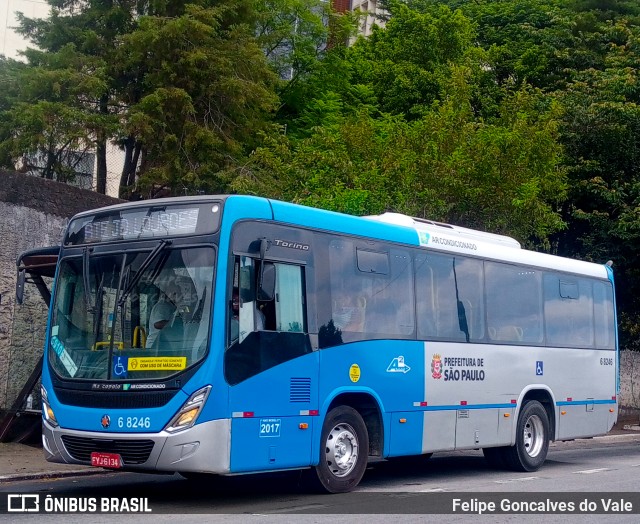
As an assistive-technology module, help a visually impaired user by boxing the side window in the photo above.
[274,263,305,333]
[485,262,543,344]
[415,255,436,339]
[415,253,484,342]
[235,256,264,341]
[54,264,91,349]
[593,281,615,350]
[225,256,311,385]
[322,239,413,346]
[544,274,594,347]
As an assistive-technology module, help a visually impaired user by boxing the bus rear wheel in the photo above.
[503,400,550,472]
[312,406,369,493]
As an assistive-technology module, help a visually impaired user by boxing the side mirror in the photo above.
[16,269,26,305]
[258,262,276,301]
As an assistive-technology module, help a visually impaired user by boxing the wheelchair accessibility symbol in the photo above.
[536,361,544,376]
[114,356,128,377]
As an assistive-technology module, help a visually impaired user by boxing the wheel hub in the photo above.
[523,414,544,458]
[325,423,359,477]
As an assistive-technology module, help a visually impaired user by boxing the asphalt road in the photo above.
[1,434,640,522]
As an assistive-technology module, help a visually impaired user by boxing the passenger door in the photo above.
[226,252,318,473]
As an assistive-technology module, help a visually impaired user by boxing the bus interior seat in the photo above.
[350,296,366,332]
[153,315,185,355]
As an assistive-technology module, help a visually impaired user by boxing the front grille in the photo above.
[55,388,177,409]
[61,435,155,465]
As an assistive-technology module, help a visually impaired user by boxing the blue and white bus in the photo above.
[40,195,618,492]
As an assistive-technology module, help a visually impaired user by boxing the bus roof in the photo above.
[264,198,609,280]
[67,194,610,280]
[365,212,522,249]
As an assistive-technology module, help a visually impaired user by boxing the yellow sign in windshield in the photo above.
[127,357,186,371]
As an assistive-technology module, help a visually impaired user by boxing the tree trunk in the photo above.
[95,94,109,194]
[96,139,107,194]
[119,136,143,198]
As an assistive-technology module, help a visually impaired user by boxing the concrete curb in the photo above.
[550,432,640,446]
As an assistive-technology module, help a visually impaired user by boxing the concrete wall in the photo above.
[620,351,638,406]
[0,169,121,411]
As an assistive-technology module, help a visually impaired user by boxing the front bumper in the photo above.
[42,418,231,474]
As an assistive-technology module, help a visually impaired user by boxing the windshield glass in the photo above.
[49,246,214,381]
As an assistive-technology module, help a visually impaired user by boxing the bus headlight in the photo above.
[164,385,211,434]
[41,386,58,428]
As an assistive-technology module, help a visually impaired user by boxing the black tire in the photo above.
[311,406,369,493]
[503,400,550,472]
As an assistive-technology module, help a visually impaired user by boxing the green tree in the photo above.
[347,3,475,117]
[555,22,640,348]
[1,0,279,197]
[234,70,566,246]
[399,0,640,348]
[0,44,116,186]
[0,57,27,167]
[119,2,278,196]
[6,0,143,193]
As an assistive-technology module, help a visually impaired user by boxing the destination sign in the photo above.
[64,202,221,245]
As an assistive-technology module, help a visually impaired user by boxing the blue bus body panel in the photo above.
[228,339,430,471]
[317,340,427,459]
[228,352,319,472]
[42,195,276,433]
[182,195,276,423]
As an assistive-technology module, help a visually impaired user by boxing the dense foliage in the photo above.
[2,0,640,347]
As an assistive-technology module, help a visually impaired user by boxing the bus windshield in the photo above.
[49,246,214,381]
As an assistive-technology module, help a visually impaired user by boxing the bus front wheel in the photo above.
[503,400,550,472]
[312,406,369,493]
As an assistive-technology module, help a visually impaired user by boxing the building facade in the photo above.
[0,0,48,59]
[333,0,387,37]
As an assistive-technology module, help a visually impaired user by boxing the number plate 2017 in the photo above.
[90,452,122,469]
[259,418,281,437]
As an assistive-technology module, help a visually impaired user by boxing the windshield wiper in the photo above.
[82,247,95,313]
[117,239,171,308]
[92,273,105,349]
